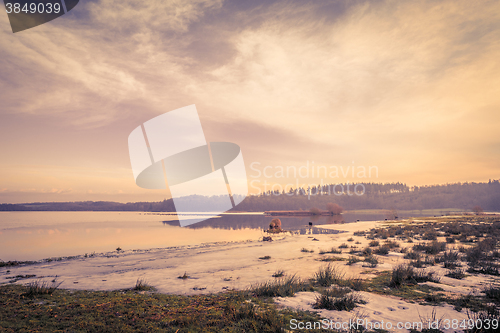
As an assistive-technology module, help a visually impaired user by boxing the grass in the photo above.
[22,279,63,297]
[272,270,285,278]
[252,275,310,297]
[301,248,314,253]
[374,245,390,255]
[319,256,344,262]
[313,264,344,287]
[389,264,440,288]
[445,268,467,280]
[318,248,342,255]
[313,292,365,311]
[178,272,190,279]
[0,284,332,333]
[133,278,155,291]
[347,256,361,265]
[483,285,500,303]
[363,255,378,268]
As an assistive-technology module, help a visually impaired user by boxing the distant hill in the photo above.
[0,180,499,212]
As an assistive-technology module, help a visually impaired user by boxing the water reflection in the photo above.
[162,212,387,230]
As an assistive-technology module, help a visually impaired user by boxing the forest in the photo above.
[1,180,499,213]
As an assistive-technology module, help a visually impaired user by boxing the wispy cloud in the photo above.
[0,0,499,202]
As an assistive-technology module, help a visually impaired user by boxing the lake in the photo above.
[0,210,442,261]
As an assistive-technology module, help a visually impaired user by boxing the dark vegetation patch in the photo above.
[313,292,365,311]
[0,284,332,333]
[389,264,440,288]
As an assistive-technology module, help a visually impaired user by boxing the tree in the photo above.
[473,205,484,215]
[309,207,322,215]
[326,203,343,215]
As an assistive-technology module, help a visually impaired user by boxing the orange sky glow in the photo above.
[0,0,499,203]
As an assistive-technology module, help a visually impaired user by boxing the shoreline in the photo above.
[2,217,500,332]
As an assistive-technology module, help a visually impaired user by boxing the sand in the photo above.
[2,219,498,332]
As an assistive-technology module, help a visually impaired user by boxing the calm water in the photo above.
[0,210,413,261]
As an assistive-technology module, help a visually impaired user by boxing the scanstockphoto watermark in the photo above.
[249,161,379,198]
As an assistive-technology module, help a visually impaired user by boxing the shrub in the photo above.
[347,237,354,242]
[404,251,421,260]
[339,243,349,249]
[319,248,341,255]
[446,269,466,280]
[272,270,285,278]
[466,306,500,333]
[410,259,424,268]
[413,241,446,255]
[483,285,500,303]
[314,264,344,287]
[259,256,271,260]
[313,292,365,311]
[252,275,308,297]
[341,278,364,291]
[133,278,155,291]
[375,246,390,255]
[347,256,361,265]
[368,240,380,247]
[384,240,400,248]
[301,248,313,253]
[389,264,439,288]
[23,279,62,297]
[436,250,459,263]
[363,255,378,268]
[362,247,372,256]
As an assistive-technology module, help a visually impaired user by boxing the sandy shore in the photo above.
[1,219,497,332]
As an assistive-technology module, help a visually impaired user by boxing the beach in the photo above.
[3,217,498,332]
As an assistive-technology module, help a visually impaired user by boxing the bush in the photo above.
[339,243,349,249]
[413,241,446,255]
[436,250,459,263]
[313,292,365,311]
[272,270,285,278]
[252,275,308,297]
[404,251,421,260]
[375,246,390,255]
[445,269,466,280]
[23,279,62,297]
[389,264,439,288]
[341,278,364,291]
[363,255,378,268]
[133,278,155,291]
[384,240,400,248]
[466,306,500,333]
[368,240,379,247]
[362,247,372,256]
[483,285,500,303]
[314,264,344,287]
[347,256,361,265]
[301,248,314,253]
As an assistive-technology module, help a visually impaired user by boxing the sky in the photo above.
[0,0,499,203]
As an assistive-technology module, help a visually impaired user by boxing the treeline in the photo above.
[238,180,500,212]
[1,180,499,212]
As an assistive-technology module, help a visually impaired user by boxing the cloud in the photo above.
[0,0,499,202]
